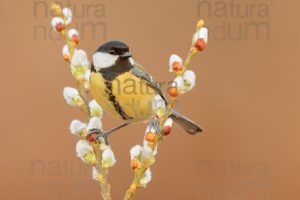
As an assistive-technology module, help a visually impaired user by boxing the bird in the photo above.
[88,40,203,144]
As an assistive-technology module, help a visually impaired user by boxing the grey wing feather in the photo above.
[132,64,203,135]
[131,64,168,104]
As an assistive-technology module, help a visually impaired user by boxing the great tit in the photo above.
[89,40,202,143]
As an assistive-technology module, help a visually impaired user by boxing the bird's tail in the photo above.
[169,110,203,134]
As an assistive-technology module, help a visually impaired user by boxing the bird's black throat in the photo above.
[91,59,133,81]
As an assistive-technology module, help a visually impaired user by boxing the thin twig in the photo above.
[51,3,112,200]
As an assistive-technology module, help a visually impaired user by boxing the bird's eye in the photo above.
[109,50,116,55]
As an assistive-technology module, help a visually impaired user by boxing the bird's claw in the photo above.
[151,117,164,140]
[87,129,111,145]
[88,128,102,134]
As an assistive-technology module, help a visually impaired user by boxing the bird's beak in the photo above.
[120,52,132,59]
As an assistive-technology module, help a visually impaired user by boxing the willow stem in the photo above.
[51,3,112,200]
[92,143,112,200]
[77,79,91,117]
[123,37,199,200]
[124,166,148,200]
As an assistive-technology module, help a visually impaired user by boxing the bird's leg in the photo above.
[87,122,130,145]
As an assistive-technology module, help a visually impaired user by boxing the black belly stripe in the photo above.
[104,80,132,120]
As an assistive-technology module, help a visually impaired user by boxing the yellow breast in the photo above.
[89,72,121,119]
[89,71,157,122]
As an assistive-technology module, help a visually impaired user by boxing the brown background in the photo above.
[0,0,299,199]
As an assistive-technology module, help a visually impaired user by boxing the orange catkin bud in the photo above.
[55,23,65,32]
[145,132,155,142]
[63,54,70,62]
[131,159,139,170]
[162,126,172,136]
[195,38,206,51]
[168,87,180,98]
[72,35,80,45]
[172,62,182,72]
[86,132,97,143]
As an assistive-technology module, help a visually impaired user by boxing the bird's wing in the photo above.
[131,63,168,104]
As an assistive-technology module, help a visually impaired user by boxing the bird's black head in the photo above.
[92,40,134,71]
[96,40,131,57]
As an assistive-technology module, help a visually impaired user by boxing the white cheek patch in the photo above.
[129,57,135,65]
[93,52,119,71]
